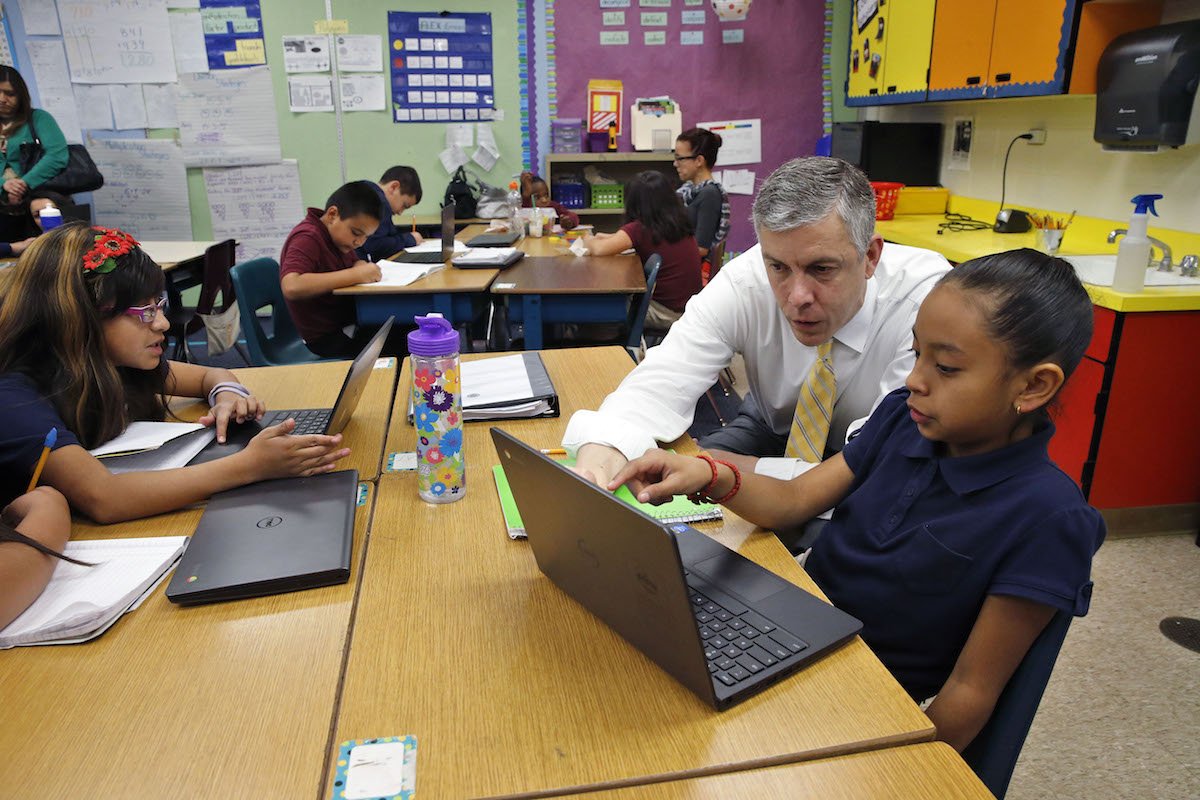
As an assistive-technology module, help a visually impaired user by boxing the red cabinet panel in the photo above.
[1049,356,1104,488]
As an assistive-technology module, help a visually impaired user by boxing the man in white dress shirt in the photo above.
[563,157,951,536]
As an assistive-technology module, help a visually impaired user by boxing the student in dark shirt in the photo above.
[612,249,1105,752]
[582,171,703,330]
[674,127,731,264]
[357,166,424,262]
[279,181,388,359]
[0,224,350,521]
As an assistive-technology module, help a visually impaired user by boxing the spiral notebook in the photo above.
[492,461,722,540]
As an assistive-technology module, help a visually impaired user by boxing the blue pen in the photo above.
[27,427,57,492]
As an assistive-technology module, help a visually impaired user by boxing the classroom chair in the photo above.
[230,257,328,366]
[702,236,727,287]
[167,239,249,365]
[623,254,662,360]
[962,609,1073,799]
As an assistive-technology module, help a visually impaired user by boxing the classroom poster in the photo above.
[176,66,281,166]
[203,161,304,263]
[59,0,177,84]
[199,0,265,69]
[91,139,193,240]
[388,11,495,123]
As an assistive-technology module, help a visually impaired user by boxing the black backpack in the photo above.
[443,166,478,219]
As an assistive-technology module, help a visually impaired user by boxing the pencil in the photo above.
[540,448,567,456]
[412,213,417,234]
[27,427,56,492]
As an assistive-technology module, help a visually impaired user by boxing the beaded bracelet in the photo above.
[207,381,251,408]
[688,453,743,505]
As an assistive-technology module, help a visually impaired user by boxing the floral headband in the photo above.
[82,227,140,274]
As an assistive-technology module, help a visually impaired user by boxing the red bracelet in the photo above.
[688,453,742,504]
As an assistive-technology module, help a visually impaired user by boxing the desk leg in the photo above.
[522,296,543,350]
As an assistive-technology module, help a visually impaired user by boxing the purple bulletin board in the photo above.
[552,4,826,252]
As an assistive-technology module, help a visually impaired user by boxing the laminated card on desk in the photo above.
[0,537,188,649]
[407,352,559,422]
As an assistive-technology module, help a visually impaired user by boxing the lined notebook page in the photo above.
[0,537,187,648]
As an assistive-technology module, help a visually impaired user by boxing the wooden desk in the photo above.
[0,481,377,798]
[140,240,217,271]
[333,347,934,799]
[579,743,990,799]
[491,232,645,350]
[334,225,499,328]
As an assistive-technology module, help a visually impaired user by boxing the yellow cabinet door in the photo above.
[928,0,998,99]
[988,0,1072,96]
[880,0,937,100]
[847,2,891,102]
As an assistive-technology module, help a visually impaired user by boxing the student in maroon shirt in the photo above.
[520,171,579,230]
[280,181,385,359]
[582,170,702,330]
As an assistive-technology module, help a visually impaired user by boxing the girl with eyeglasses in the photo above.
[0,224,351,522]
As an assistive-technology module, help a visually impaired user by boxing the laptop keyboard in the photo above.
[394,252,445,263]
[687,578,809,689]
[266,408,331,435]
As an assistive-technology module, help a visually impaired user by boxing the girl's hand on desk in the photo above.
[199,392,267,444]
[609,450,711,505]
[242,419,351,480]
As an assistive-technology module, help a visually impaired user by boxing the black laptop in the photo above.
[391,203,455,264]
[466,230,521,247]
[491,429,862,710]
[188,317,393,465]
[165,469,358,605]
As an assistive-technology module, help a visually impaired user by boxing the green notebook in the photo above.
[492,462,723,540]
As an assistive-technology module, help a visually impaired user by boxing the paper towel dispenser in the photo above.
[1095,20,1200,152]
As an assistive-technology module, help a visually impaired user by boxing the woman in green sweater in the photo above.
[0,66,68,242]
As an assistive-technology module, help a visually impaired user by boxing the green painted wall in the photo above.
[167,0,525,240]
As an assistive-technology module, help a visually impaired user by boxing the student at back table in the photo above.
[280,181,401,359]
[357,165,424,262]
[0,224,351,522]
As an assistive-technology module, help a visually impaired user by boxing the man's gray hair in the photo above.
[751,157,877,256]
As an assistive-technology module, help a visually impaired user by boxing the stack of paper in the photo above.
[0,537,188,648]
[451,247,521,266]
[403,239,468,254]
[407,352,559,422]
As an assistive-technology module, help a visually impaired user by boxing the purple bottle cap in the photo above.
[407,314,459,357]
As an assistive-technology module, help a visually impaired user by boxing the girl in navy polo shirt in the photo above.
[611,249,1105,752]
[0,224,351,522]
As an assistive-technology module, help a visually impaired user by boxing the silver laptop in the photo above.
[166,469,358,605]
[391,203,455,263]
[491,429,862,710]
[188,317,393,465]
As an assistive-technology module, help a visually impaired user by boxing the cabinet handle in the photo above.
[995,72,1012,82]
[965,76,981,85]
[886,85,897,93]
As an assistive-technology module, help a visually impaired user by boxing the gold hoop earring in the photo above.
[1014,402,1023,415]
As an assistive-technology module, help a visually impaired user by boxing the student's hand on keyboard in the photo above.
[243,418,351,479]
[609,450,711,505]
[199,393,266,443]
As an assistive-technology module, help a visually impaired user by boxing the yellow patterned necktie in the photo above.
[785,341,835,462]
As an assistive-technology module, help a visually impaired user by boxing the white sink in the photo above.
[1063,255,1200,288]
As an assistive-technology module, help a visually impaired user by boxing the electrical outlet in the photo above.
[1026,128,1047,145]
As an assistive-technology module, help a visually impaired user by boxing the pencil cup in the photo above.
[1037,228,1064,255]
[409,315,466,504]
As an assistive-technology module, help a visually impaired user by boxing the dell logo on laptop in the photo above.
[257,516,284,529]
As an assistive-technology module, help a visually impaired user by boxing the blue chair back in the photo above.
[624,254,662,356]
[962,609,1072,799]
[229,257,326,366]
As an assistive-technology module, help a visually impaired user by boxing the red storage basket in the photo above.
[870,181,905,221]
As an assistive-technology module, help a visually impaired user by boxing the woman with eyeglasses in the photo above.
[673,127,731,266]
[0,224,351,521]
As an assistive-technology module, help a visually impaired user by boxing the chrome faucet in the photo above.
[1180,255,1199,278]
[1107,229,1174,271]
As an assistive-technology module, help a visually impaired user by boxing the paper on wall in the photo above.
[288,75,334,112]
[697,118,761,166]
[169,10,209,74]
[203,161,305,265]
[24,40,83,144]
[680,30,704,46]
[722,169,756,196]
[59,0,177,84]
[17,0,61,35]
[339,75,385,112]
[90,138,192,239]
[471,145,498,171]
[335,34,382,72]
[109,84,149,130]
[143,84,179,128]
[282,35,331,73]
[177,67,281,166]
[166,0,199,7]
[74,85,115,130]
[446,124,474,149]
[438,145,468,173]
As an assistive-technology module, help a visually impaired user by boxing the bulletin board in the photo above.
[200,0,266,70]
[387,11,495,123]
[550,3,825,252]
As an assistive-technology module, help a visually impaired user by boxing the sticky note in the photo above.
[314,19,349,34]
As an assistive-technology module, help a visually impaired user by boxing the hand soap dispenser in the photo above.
[1112,194,1162,294]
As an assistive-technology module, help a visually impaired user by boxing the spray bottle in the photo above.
[1112,194,1162,294]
